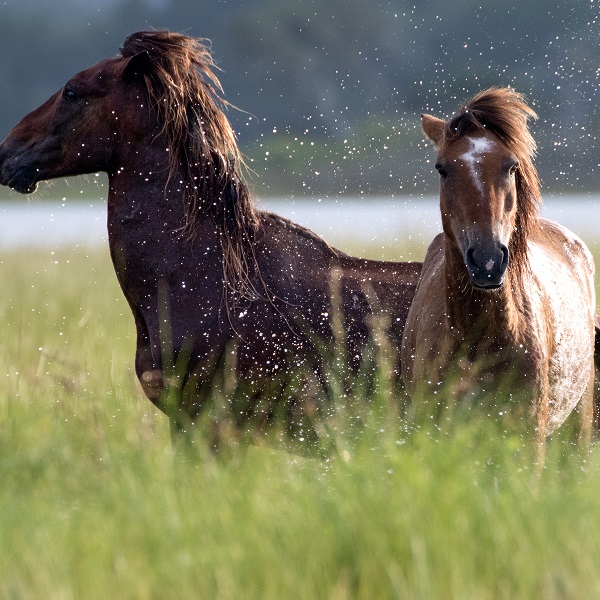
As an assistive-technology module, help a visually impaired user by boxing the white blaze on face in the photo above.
[460,136,494,194]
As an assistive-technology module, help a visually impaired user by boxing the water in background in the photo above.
[1,195,599,251]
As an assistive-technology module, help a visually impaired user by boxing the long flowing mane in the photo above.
[120,30,260,299]
[442,88,541,276]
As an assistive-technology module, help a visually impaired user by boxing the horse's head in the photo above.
[423,116,517,288]
[0,30,258,298]
[0,54,151,194]
[422,88,540,289]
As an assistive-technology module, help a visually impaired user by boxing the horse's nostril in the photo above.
[466,247,476,267]
[500,244,509,268]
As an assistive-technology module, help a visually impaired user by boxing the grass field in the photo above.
[2,244,600,599]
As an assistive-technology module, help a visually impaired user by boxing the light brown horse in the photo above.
[401,88,596,450]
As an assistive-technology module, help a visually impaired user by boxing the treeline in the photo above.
[0,0,597,195]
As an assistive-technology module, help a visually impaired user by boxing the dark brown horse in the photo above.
[401,88,595,457]
[0,30,421,442]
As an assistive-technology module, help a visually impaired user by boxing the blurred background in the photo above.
[0,0,597,251]
[0,0,597,199]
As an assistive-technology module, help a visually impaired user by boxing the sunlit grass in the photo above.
[1,245,600,599]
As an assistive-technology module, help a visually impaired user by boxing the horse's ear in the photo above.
[421,114,446,146]
[121,51,151,81]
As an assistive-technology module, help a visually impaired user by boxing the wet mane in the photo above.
[120,30,259,299]
[443,88,541,276]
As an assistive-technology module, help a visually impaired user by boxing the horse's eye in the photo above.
[435,164,448,179]
[63,88,78,102]
[509,162,519,176]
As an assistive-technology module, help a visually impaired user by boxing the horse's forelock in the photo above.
[445,89,537,158]
[119,30,234,168]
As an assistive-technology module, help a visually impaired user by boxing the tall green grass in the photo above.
[1,246,600,599]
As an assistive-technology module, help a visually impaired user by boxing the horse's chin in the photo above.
[467,267,506,291]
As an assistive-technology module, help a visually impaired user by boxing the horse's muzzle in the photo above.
[0,144,39,194]
[464,243,509,289]
[4,166,39,194]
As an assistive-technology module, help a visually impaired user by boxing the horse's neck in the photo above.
[444,243,523,345]
[108,140,213,230]
[106,154,222,285]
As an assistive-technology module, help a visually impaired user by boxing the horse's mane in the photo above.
[120,30,260,300]
[444,88,541,277]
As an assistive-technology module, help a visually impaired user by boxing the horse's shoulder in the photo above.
[408,233,446,316]
[401,233,448,387]
[413,232,445,287]
[422,232,445,268]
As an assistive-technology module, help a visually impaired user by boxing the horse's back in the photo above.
[237,210,423,379]
[530,218,595,319]
[535,217,595,283]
